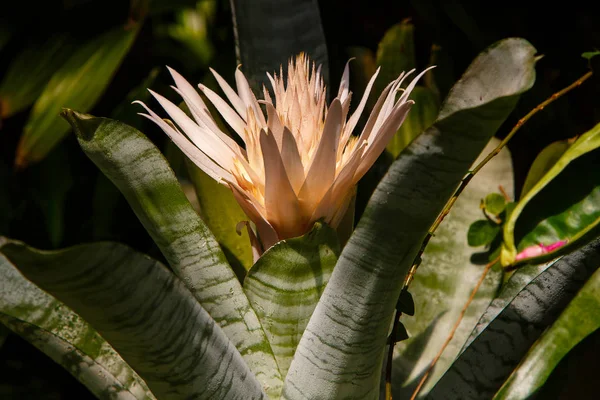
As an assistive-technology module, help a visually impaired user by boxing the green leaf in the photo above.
[0,240,267,399]
[468,220,500,247]
[230,0,329,90]
[0,34,73,119]
[429,237,600,399]
[386,86,440,158]
[244,222,340,376]
[581,50,600,60]
[15,23,140,168]
[375,20,417,98]
[0,250,154,399]
[283,38,537,399]
[502,122,600,266]
[392,138,511,397]
[521,138,572,197]
[494,265,600,399]
[166,2,215,67]
[375,20,440,158]
[61,110,282,396]
[484,193,506,215]
[187,162,253,275]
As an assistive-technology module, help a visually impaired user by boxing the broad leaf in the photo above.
[0,314,150,400]
[15,23,140,168]
[392,139,511,397]
[0,240,267,399]
[494,266,600,399]
[62,110,282,396]
[230,0,329,90]
[244,222,340,376]
[502,121,600,266]
[0,34,73,118]
[284,38,537,399]
[0,250,155,400]
[429,237,600,399]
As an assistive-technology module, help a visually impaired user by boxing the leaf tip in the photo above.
[60,109,98,142]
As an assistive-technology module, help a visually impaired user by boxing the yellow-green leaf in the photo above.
[15,23,140,168]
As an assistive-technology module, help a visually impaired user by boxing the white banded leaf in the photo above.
[61,110,282,396]
[0,252,153,399]
[283,38,537,399]
[0,240,267,400]
[244,222,340,376]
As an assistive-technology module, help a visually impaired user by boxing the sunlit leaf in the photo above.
[484,193,506,216]
[502,122,600,266]
[244,222,340,375]
[521,138,572,197]
[494,265,600,399]
[15,23,140,168]
[284,38,537,399]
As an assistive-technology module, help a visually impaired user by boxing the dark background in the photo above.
[0,0,599,397]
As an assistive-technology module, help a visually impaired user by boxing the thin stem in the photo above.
[405,69,593,285]
[410,258,498,400]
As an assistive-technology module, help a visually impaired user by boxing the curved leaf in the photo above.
[0,252,154,400]
[520,138,572,197]
[429,237,600,399]
[230,0,329,90]
[61,110,282,396]
[283,38,537,399]
[494,266,600,399]
[0,315,140,400]
[502,121,600,266]
[15,23,140,168]
[244,222,340,376]
[0,240,267,399]
[392,138,511,397]
[0,34,73,119]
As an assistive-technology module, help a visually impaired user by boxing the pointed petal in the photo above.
[260,129,304,239]
[340,67,381,150]
[356,80,395,145]
[134,101,233,182]
[170,86,245,158]
[167,66,211,116]
[228,182,279,251]
[264,102,284,148]
[198,83,248,141]
[148,90,236,171]
[398,66,436,104]
[281,127,305,194]
[298,99,343,212]
[337,59,353,103]
[235,67,266,126]
[354,101,413,182]
[210,67,248,119]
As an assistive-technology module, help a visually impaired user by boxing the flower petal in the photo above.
[260,129,304,239]
[281,126,305,194]
[235,67,267,126]
[298,99,343,212]
[337,59,353,103]
[198,83,248,141]
[148,90,237,172]
[210,67,247,119]
[354,101,413,182]
[134,101,233,182]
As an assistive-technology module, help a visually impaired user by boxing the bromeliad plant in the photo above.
[2,6,600,400]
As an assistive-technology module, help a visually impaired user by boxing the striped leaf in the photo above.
[494,265,600,399]
[230,0,329,90]
[283,38,537,399]
[244,222,340,376]
[0,250,154,399]
[392,138,511,397]
[61,110,282,396]
[0,239,267,399]
[429,237,600,399]
[501,121,600,266]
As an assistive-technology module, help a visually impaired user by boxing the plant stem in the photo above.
[410,257,498,400]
